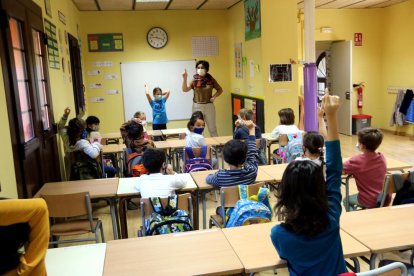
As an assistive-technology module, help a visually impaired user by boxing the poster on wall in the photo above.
[88,33,124,52]
[44,19,60,69]
[234,43,243,78]
[44,0,52,18]
[244,0,261,41]
[269,64,292,82]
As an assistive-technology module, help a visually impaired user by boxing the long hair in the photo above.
[278,108,295,125]
[275,160,328,236]
[67,118,86,146]
[303,131,325,164]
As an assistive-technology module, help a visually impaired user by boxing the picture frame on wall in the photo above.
[44,0,52,18]
[244,0,261,41]
[269,64,292,82]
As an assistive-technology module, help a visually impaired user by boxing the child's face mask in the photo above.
[141,120,147,126]
[155,95,162,101]
[81,130,88,139]
[355,142,362,151]
[193,127,204,135]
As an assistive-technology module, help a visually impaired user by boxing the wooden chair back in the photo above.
[41,192,90,218]
[220,182,264,208]
[386,172,410,194]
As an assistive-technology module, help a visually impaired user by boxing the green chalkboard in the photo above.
[87,33,123,52]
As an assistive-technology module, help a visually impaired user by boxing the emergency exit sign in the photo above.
[354,33,363,46]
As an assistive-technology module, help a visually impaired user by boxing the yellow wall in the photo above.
[315,9,384,129]
[80,10,232,136]
[381,0,414,134]
[0,57,17,198]
[227,0,299,132]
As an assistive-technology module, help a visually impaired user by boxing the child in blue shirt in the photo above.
[145,84,170,133]
[270,95,347,275]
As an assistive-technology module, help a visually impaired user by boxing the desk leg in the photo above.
[202,191,207,229]
[108,198,119,240]
[369,254,377,269]
[192,191,199,230]
[267,142,271,165]
[351,257,360,272]
[118,197,129,239]
[345,175,352,212]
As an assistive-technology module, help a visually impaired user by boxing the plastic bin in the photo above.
[352,114,372,134]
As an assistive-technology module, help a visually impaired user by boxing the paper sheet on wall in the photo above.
[90,97,105,103]
[87,70,101,75]
[105,90,119,95]
[249,59,255,78]
[104,74,118,80]
[89,83,102,88]
[92,61,113,67]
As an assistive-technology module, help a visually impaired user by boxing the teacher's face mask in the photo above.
[197,68,206,77]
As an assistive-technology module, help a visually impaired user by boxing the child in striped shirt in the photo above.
[206,120,258,187]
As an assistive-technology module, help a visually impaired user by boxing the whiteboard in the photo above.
[121,60,196,122]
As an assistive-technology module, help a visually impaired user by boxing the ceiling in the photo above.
[71,0,410,11]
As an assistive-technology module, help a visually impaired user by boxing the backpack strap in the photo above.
[149,197,163,214]
[238,185,249,200]
[185,147,196,159]
[256,187,269,203]
[199,146,208,158]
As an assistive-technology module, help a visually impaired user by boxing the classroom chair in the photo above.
[356,261,407,276]
[137,193,193,237]
[41,191,105,247]
[255,138,267,165]
[209,182,265,228]
[183,145,213,172]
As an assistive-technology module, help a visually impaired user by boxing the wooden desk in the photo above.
[341,204,414,269]
[117,174,198,239]
[46,243,106,276]
[262,133,279,164]
[36,178,119,239]
[213,135,233,145]
[101,144,125,154]
[147,129,163,137]
[161,128,187,138]
[101,132,122,140]
[190,169,275,229]
[222,222,370,274]
[259,164,288,182]
[103,229,243,275]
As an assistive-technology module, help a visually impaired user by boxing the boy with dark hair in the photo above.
[206,120,258,187]
[85,116,100,132]
[343,127,388,210]
[134,148,187,198]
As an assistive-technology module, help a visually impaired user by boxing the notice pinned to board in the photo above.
[87,70,101,76]
[89,83,102,89]
[88,33,123,52]
[90,97,105,103]
[104,74,118,80]
[105,90,119,95]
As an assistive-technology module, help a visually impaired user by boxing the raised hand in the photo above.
[182,69,188,79]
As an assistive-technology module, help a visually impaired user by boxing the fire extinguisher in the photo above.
[357,86,363,108]
[353,82,365,109]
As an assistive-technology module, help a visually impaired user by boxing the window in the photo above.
[316,52,327,102]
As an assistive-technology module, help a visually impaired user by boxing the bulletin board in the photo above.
[231,93,265,132]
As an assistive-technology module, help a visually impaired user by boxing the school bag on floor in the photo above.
[184,146,213,173]
[126,147,148,177]
[70,151,103,180]
[145,195,193,235]
[392,170,414,205]
[226,185,272,228]
[281,133,304,163]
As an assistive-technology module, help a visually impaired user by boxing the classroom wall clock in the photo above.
[147,27,168,49]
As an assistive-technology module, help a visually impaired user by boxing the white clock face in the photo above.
[147,27,168,49]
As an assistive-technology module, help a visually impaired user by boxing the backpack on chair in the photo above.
[282,133,304,163]
[226,185,272,228]
[392,170,414,205]
[184,146,213,173]
[145,195,193,235]
[126,147,148,177]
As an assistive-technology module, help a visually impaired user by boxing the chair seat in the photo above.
[50,219,100,236]
[210,214,223,228]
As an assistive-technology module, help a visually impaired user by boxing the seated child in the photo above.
[206,120,258,187]
[343,128,388,210]
[185,111,206,148]
[234,108,266,165]
[271,108,301,139]
[133,111,149,139]
[85,115,117,178]
[271,94,347,275]
[67,118,103,180]
[120,112,150,147]
[135,148,187,198]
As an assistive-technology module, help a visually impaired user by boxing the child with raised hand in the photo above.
[206,120,258,187]
[271,95,347,275]
[145,84,170,132]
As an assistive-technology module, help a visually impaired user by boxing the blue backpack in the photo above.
[145,195,193,235]
[184,146,213,173]
[226,185,272,228]
[282,133,304,163]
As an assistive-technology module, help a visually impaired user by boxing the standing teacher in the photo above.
[182,60,223,137]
